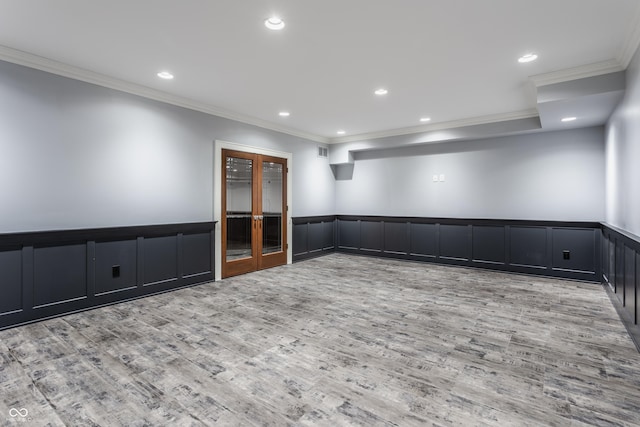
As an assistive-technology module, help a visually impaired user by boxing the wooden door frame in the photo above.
[214,140,292,281]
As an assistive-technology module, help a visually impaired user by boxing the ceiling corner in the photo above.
[0,44,329,144]
[529,60,625,88]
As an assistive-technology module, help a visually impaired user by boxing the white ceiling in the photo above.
[0,0,639,143]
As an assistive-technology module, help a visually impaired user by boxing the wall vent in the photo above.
[318,146,328,158]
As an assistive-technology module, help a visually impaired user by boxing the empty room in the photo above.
[1,1,640,425]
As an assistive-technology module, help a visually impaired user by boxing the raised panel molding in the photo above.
[292,217,336,262]
[440,225,470,262]
[0,250,22,315]
[33,244,88,308]
[182,232,213,278]
[472,226,505,265]
[328,216,600,282]
[360,221,383,253]
[552,228,597,274]
[609,236,617,291]
[0,222,215,330]
[409,223,437,258]
[625,246,636,321]
[292,223,308,258]
[636,252,640,326]
[293,217,602,283]
[510,227,547,269]
[323,221,335,250]
[616,242,625,304]
[95,239,137,296]
[308,222,325,253]
[601,224,640,352]
[384,222,409,255]
[143,236,178,286]
[338,220,360,250]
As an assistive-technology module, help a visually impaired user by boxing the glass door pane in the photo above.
[262,161,283,255]
[226,156,253,261]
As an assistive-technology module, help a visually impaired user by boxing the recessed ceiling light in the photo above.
[279,111,290,117]
[374,88,388,96]
[265,16,285,30]
[157,71,174,80]
[420,117,431,123]
[518,53,538,63]
[337,130,346,135]
[561,116,577,122]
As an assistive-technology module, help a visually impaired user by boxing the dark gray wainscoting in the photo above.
[292,216,336,262]
[334,216,601,282]
[602,224,640,350]
[0,222,215,330]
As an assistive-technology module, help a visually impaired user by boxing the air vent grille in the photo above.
[318,146,328,158]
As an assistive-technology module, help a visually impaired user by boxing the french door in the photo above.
[221,149,288,278]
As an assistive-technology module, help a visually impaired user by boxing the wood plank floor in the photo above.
[1,253,640,426]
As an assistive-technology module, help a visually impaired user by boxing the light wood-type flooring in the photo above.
[1,254,640,426]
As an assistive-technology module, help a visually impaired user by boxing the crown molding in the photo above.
[617,2,640,68]
[529,59,625,88]
[0,45,329,144]
[328,109,539,144]
[0,40,632,147]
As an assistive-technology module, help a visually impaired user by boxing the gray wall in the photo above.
[335,127,605,221]
[0,57,612,233]
[0,60,334,233]
[606,45,640,236]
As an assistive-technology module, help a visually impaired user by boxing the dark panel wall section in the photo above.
[360,221,383,253]
[602,236,609,282]
[472,226,505,265]
[0,250,22,315]
[338,220,359,250]
[292,224,308,258]
[625,247,636,322]
[0,222,215,330]
[601,224,640,352]
[552,228,597,274]
[384,222,409,255]
[143,236,178,286]
[95,239,137,295]
[33,244,87,308]
[510,227,547,269]
[292,216,336,261]
[637,252,640,326]
[294,215,600,282]
[308,222,325,252]
[335,216,599,281]
[608,237,616,288]
[616,242,625,300]
[409,223,437,258]
[322,221,334,250]
[440,225,470,262]
[182,233,213,278]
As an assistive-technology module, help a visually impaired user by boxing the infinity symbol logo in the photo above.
[9,408,28,417]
